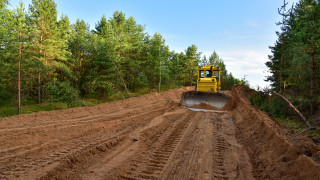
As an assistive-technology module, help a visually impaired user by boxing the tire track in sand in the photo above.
[0,100,176,179]
[111,110,198,179]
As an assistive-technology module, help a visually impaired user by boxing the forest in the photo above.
[0,0,241,117]
[265,0,320,118]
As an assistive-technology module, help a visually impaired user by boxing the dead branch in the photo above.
[272,91,311,128]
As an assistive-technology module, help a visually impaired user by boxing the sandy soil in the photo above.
[0,85,319,180]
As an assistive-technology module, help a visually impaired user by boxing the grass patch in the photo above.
[308,128,320,137]
[0,85,187,118]
[82,98,107,106]
[274,117,307,133]
[0,101,67,118]
[249,89,320,139]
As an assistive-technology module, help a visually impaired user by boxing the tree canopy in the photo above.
[0,0,242,115]
[266,0,320,114]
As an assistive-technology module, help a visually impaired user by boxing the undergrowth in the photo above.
[0,101,67,118]
[0,84,185,118]
[249,90,320,139]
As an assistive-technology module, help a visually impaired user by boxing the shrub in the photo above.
[47,81,84,108]
[250,91,292,118]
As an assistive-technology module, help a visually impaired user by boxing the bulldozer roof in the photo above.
[198,65,220,70]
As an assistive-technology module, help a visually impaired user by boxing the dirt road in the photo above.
[0,85,320,179]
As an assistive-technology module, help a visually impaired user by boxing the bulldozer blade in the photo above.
[180,91,231,110]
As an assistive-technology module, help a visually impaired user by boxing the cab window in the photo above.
[205,70,212,77]
[213,70,219,80]
[199,70,204,78]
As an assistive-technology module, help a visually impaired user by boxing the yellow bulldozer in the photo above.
[180,65,230,110]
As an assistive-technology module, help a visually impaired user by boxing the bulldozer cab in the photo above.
[196,65,221,93]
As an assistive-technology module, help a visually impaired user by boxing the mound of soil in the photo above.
[181,91,233,111]
[190,97,233,111]
[232,84,320,179]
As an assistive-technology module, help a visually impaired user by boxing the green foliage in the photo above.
[0,0,8,9]
[0,1,237,117]
[249,91,268,108]
[250,91,293,117]
[145,33,170,89]
[184,44,201,86]
[223,73,241,90]
[308,127,320,137]
[0,100,67,117]
[266,0,320,114]
[47,81,83,107]
[263,96,292,117]
[275,117,307,132]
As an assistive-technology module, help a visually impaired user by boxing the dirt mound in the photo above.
[232,84,320,179]
[181,91,232,111]
[190,98,233,111]
[188,91,233,111]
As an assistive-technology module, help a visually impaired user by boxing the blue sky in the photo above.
[9,0,299,88]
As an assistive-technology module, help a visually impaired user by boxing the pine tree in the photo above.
[145,33,169,89]
[294,0,320,113]
[84,33,118,98]
[276,0,291,92]
[185,45,201,86]
[109,11,145,90]
[0,0,10,102]
[29,0,72,103]
[94,15,112,40]
[13,2,29,114]
[69,19,90,90]
[200,55,209,67]
[0,0,9,41]
[267,0,320,114]
[55,15,74,81]
[167,51,185,86]
[0,1,31,114]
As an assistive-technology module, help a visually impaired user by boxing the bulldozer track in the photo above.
[211,115,228,180]
[115,111,197,180]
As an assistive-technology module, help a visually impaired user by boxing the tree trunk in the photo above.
[311,41,315,114]
[279,33,285,92]
[112,62,130,97]
[311,13,316,114]
[38,28,43,104]
[273,91,311,128]
[191,59,194,86]
[38,71,41,104]
[74,50,78,89]
[78,50,81,81]
[159,60,161,92]
[111,83,125,99]
[18,31,21,115]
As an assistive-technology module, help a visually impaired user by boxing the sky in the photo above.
[9,0,299,88]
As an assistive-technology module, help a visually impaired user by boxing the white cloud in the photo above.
[203,49,271,89]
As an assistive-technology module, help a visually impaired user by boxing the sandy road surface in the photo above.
[0,85,320,180]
